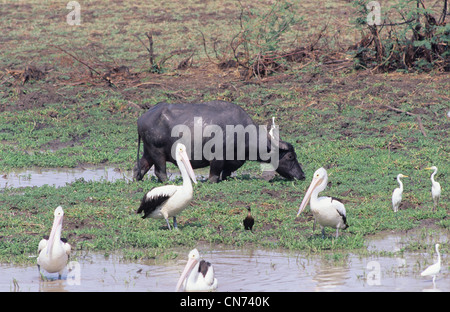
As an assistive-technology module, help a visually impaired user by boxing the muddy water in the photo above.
[1,239,448,292]
[0,166,214,189]
[0,168,448,291]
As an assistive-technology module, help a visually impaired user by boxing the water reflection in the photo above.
[2,243,447,292]
[313,263,350,291]
[0,167,212,189]
[1,167,132,188]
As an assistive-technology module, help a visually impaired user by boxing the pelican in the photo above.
[421,243,441,284]
[136,143,197,230]
[175,248,218,292]
[392,174,408,212]
[37,206,71,279]
[296,167,349,238]
[243,207,254,232]
[425,166,441,210]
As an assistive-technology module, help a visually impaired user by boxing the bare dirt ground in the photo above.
[1,0,448,116]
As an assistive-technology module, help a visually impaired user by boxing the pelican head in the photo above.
[47,206,64,255]
[176,248,200,292]
[175,143,197,184]
[297,167,328,217]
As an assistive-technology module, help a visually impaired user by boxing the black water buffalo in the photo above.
[133,101,305,183]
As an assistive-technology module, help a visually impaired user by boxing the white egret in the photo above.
[392,174,408,212]
[176,248,218,292]
[421,243,441,284]
[37,206,71,279]
[137,143,197,229]
[296,167,349,238]
[425,166,441,210]
[269,117,279,143]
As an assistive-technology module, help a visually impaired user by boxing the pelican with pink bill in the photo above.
[296,167,349,238]
[176,248,218,292]
[137,143,197,230]
[37,206,71,279]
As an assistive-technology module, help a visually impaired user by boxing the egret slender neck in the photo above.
[430,168,438,184]
[397,176,404,191]
[436,245,441,265]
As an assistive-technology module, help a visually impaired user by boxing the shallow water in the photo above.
[0,167,131,188]
[0,168,447,292]
[1,239,448,292]
[0,166,214,189]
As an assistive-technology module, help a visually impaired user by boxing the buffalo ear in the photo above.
[277,140,290,151]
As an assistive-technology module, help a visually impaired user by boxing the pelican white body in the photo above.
[311,196,347,230]
[137,143,197,229]
[144,185,193,220]
[176,248,218,292]
[37,206,71,277]
[297,167,348,238]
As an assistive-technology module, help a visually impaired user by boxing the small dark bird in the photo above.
[243,207,254,232]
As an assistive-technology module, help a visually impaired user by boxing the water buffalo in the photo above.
[133,101,305,183]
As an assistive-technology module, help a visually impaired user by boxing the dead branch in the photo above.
[439,0,448,24]
[133,81,163,88]
[384,104,427,137]
[134,32,155,68]
[51,44,115,87]
[146,32,155,67]
[51,44,101,75]
[198,29,217,65]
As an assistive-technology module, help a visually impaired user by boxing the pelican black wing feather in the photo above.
[331,197,349,229]
[137,188,172,219]
[198,260,211,278]
[331,196,345,204]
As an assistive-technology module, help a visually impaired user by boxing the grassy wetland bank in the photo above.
[0,0,449,272]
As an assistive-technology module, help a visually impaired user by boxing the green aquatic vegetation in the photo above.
[0,0,448,264]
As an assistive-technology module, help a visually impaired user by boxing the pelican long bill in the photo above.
[175,256,198,292]
[297,176,324,217]
[46,209,63,255]
[180,148,197,184]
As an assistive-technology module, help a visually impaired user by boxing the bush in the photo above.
[200,0,304,80]
[351,0,450,72]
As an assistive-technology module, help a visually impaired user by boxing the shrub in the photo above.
[351,0,450,72]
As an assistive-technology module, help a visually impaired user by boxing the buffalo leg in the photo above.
[209,160,224,183]
[221,161,244,180]
[154,160,168,183]
[133,157,153,181]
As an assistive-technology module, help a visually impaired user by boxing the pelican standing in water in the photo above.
[37,206,71,279]
[392,174,408,212]
[421,243,441,284]
[425,166,441,210]
[137,143,197,230]
[296,167,348,238]
[176,248,218,292]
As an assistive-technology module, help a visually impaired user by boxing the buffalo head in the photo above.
[274,140,305,180]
